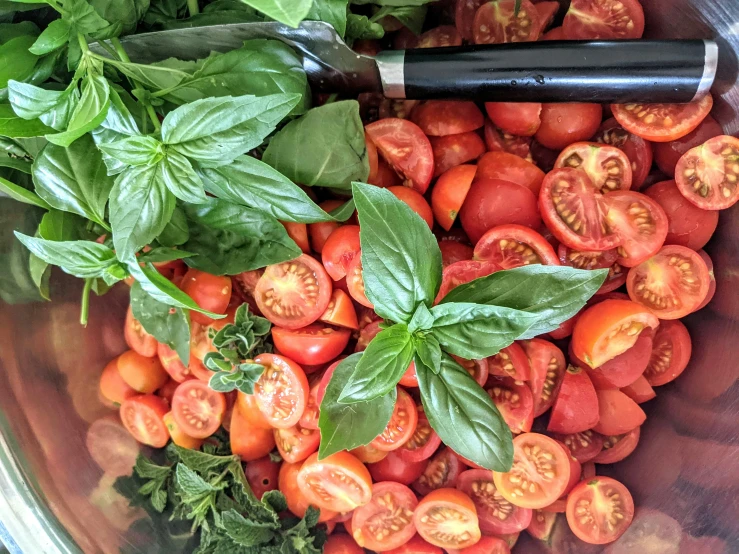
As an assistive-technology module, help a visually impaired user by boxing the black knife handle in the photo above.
[375,39,717,103]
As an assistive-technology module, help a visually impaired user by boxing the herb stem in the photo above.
[77,33,89,54]
[146,105,162,132]
[97,40,120,61]
[187,0,200,16]
[110,37,131,63]
[80,278,93,326]
[110,38,162,133]
[324,93,338,104]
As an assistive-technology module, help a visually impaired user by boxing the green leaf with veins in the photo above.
[8,80,80,131]
[159,152,207,204]
[29,19,70,55]
[344,14,384,45]
[137,247,195,264]
[208,363,266,394]
[0,103,53,137]
[238,0,312,27]
[156,206,189,247]
[306,0,348,37]
[415,334,441,373]
[45,74,110,147]
[0,175,50,208]
[97,135,164,167]
[374,4,427,34]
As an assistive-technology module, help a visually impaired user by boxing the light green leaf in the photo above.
[65,0,110,36]
[159,152,206,204]
[0,175,50,208]
[14,232,119,279]
[306,0,348,37]
[345,14,384,44]
[29,19,70,55]
[0,35,40,89]
[8,80,80,131]
[238,0,312,27]
[92,87,143,175]
[0,103,53,137]
[46,74,110,147]
[97,135,164,168]
[415,334,441,373]
[407,302,434,333]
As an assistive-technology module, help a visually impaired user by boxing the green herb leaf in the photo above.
[306,0,348,37]
[263,101,369,190]
[97,135,164,168]
[174,445,238,474]
[417,354,513,471]
[374,4,427,34]
[0,34,40,90]
[157,205,189,247]
[138,247,195,264]
[318,353,396,459]
[440,265,609,338]
[159,152,207,204]
[28,19,70,55]
[208,363,265,394]
[352,182,442,323]
[407,302,434,333]
[0,175,50,208]
[345,14,384,45]
[338,324,415,403]
[84,0,150,39]
[415,334,441,373]
[0,103,53,137]
[7,80,80,131]
[46,74,110,147]
[221,510,276,546]
[238,0,312,27]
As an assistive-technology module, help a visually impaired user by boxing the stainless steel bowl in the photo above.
[0,1,737,552]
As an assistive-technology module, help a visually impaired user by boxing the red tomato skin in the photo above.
[245,456,280,500]
[323,534,364,554]
[562,0,644,39]
[385,534,443,554]
[124,307,157,357]
[547,366,599,434]
[450,536,512,554]
[370,387,418,452]
[653,115,723,176]
[274,424,320,464]
[473,224,560,268]
[230,407,276,461]
[565,477,634,545]
[120,395,170,448]
[180,269,232,325]
[535,103,603,150]
[620,375,656,404]
[157,343,191,383]
[282,222,309,253]
[430,132,486,178]
[643,319,692,387]
[475,151,546,196]
[439,240,474,268]
[486,376,535,434]
[397,410,442,463]
[485,102,542,137]
[272,325,350,366]
[253,353,310,429]
[410,100,484,136]
[322,225,361,281]
[308,200,345,254]
[100,357,138,406]
[388,186,434,229]
[592,389,646,436]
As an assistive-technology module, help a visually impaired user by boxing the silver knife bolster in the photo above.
[375,50,406,99]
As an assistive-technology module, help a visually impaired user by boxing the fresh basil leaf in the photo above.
[407,302,433,333]
[0,103,53,137]
[32,135,114,227]
[161,93,301,168]
[306,0,348,37]
[375,4,427,34]
[0,175,50,208]
[318,353,396,459]
[415,334,441,373]
[160,4,263,30]
[8,80,80,131]
[130,280,191,363]
[157,205,189,247]
[417,354,513,471]
[263,101,369,190]
[429,302,539,359]
[0,35,40,89]
[238,0,312,27]
[110,164,175,262]
[208,363,265,394]
[2,48,63,104]
[100,57,190,91]
[92,87,144,175]
[339,324,415,403]
[440,265,609,338]
[64,0,110,36]
[345,14,384,44]
[143,0,187,25]
[182,198,300,275]
[329,198,355,222]
[86,0,150,38]
[46,74,110,147]
[159,152,207,204]
[29,19,70,55]
[38,209,89,241]
[97,135,164,168]
[28,251,50,301]
[138,247,195,264]
[352,182,442,323]
[199,155,338,224]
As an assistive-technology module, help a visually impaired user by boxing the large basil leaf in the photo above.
[161,1,263,29]
[29,19,70,55]
[429,302,539,359]
[238,0,312,27]
[130,280,191,363]
[0,103,53,137]
[8,80,80,131]
[32,135,114,227]
[182,198,301,275]
[417,355,513,471]
[110,164,175,261]
[440,265,609,338]
[352,182,442,323]
[97,135,163,168]
[263,101,369,190]
[0,175,50,208]
[306,0,348,37]
[98,57,190,91]
[0,34,40,89]
[143,0,187,26]
[199,155,339,224]
[318,353,396,459]
[338,324,415,403]
[46,74,110,147]
[64,0,110,36]
[161,93,300,167]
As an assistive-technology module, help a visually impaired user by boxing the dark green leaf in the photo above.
[407,302,433,333]
[175,464,224,497]
[0,175,50,208]
[305,0,348,37]
[175,445,238,474]
[38,209,88,241]
[318,353,396,459]
[328,199,354,222]
[374,5,427,34]
[46,74,110,147]
[0,35,40,89]
[352,182,442,323]
[415,334,441,373]
[417,354,513,471]
[344,14,384,44]
[29,19,70,55]
[65,0,110,36]
[138,247,195,263]
[7,80,79,130]
[263,101,369,190]
[99,56,190,92]
[238,0,312,27]
[440,265,609,338]
[160,4,263,29]
[86,0,150,38]
[0,103,53,137]
[97,135,164,168]
[221,510,275,546]
[157,205,189,246]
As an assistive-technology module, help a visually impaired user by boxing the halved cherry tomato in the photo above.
[117,350,169,394]
[594,118,654,190]
[487,342,531,381]
[562,0,644,39]
[368,450,427,485]
[365,118,435,194]
[431,132,485,178]
[163,411,203,450]
[474,224,559,269]
[279,461,337,522]
[457,469,533,535]
[86,414,140,477]
[493,433,571,509]
[272,325,350,366]
[558,243,618,270]
[605,190,669,267]
[413,447,465,496]
[476,152,546,196]
[299,381,320,430]
[319,289,359,330]
[232,408,275,461]
[626,245,709,319]
[432,165,477,231]
[485,103,542,137]
[611,94,713,143]
[180,269,232,325]
[120,395,170,448]
[487,376,535,434]
[353,443,389,464]
[386,534,442,554]
[236,390,272,429]
[297,451,373,513]
[535,104,602,150]
[439,240,474,268]
[398,408,442,463]
[322,225,361,281]
[455,0,485,41]
[157,343,191,382]
[553,430,604,463]
[255,254,333,330]
[547,365,599,434]
[453,355,489,387]
[388,186,434,229]
[100,357,138,406]
[484,121,533,161]
[592,389,645,436]
[275,424,320,463]
[414,488,481,549]
[124,307,157,357]
[410,101,484,137]
[620,375,656,404]
[417,25,463,48]
[371,387,418,452]
[674,134,739,210]
[473,0,541,43]
[450,536,512,554]
[520,339,566,416]
[435,260,500,303]
[574,330,653,389]
[643,319,691,386]
[351,481,418,551]
[555,142,633,193]
[653,115,723,177]
[253,353,309,429]
[566,477,634,544]
[596,261,628,294]
[308,200,344,254]
[171,380,226,439]
[245,456,280,500]
[527,509,558,541]
[559,446,583,498]
[571,299,659,369]
[346,255,373,309]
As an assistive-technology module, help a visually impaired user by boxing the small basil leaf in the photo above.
[329,198,355,222]
[0,175,50,208]
[65,0,110,36]
[28,19,70,55]
[45,74,110,147]
[374,5,427,34]
[345,14,384,45]
[97,135,163,167]
[159,152,207,204]
[318,353,396,459]
[415,334,441,374]
[8,80,80,131]
[407,302,433,334]
[14,232,117,278]
[417,354,513,471]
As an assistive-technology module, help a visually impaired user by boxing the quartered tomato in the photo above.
[611,95,713,143]
[413,488,481,549]
[439,240,474,268]
[566,477,634,544]
[398,408,441,463]
[413,447,465,496]
[322,225,361,281]
[571,299,659,369]
[388,186,434,229]
[275,424,320,464]
[432,165,477,231]
[319,289,359,330]
[124,307,157,357]
[593,389,645,436]
[620,375,656,404]
[487,342,531,381]
[575,330,653,389]
[533,1,560,36]
[604,190,668,267]
[594,118,654,190]
[493,433,571,509]
[457,469,533,535]
[346,255,374,308]
[297,451,373,513]
[351,481,418,552]
[626,245,710,319]
[484,121,533,161]
[555,142,633,193]
[371,388,418,452]
[643,320,692,386]
[255,254,332,330]
[180,269,232,325]
[365,118,434,193]
[476,152,546,196]
[368,450,427,485]
[653,115,723,177]
[245,456,280,500]
[171,380,226,439]
[411,101,484,137]
[674,134,739,210]
[485,102,542,137]
[547,366,599,434]
[453,356,489,387]
[560,447,583,498]
[436,260,500,302]
[535,104,602,150]
[417,25,464,48]
[253,353,309,429]
[474,224,559,269]
[117,350,169,394]
[486,376,535,434]
[279,461,337,522]
[596,262,628,294]
[473,0,541,44]
[558,244,618,270]
[272,325,350,366]
[562,0,644,39]
[431,132,486,178]
[120,395,170,448]
[520,339,566,416]
[553,430,604,463]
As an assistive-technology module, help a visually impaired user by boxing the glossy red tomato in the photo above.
[566,477,634,544]
[253,353,309,429]
[411,101,484,137]
[435,259,500,303]
[575,330,653,389]
[476,152,546,196]
[558,244,619,271]
[455,0,485,41]
[157,343,191,383]
[117,350,169,394]
[594,118,654,190]
[308,200,344,254]
[485,102,542,137]
[520,339,566,416]
[413,447,465,496]
[413,488,481,549]
[611,94,713,142]
[430,132,485,178]
[643,320,692,386]
[236,390,272,429]
[473,224,559,269]
[319,289,359,330]
[547,365,599,434]
[674,134,739,210]
[124,307,157,357]
[486,376,535,434]
[417,25,464,48]
[279,461,337,522]
[272,325,350,366]
[484,121,533,160]
[275,424,320,464]
[653,115,723,177]
[432,165,477,231]
[605,190,669,267]
[555,142,633,193]
[120,394,170,448]
[388,186,434,229]
[593,389,645,436]
[368,450,427,486]
[297,451,373,513]
[351,481,419,551]
[553,430,604,463]
[299,380,321,430]
[322,225,361,281]
[620,375,656,404]
[535,104,602,150]
[439,240,474,268]
[371,387,418,451]
[324,534,363,554]
[245,456,280,500]
[457,469,533,535]
[365,118,434,193]
[180,269,232,325]
[282,222,309,253]
[171,380,226,439]
[562,0,644,39]
[346,255,373,309]
[398,408,441,463]
[487,342,531,381]
[473,0,541,44]
[386,534,442,554]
